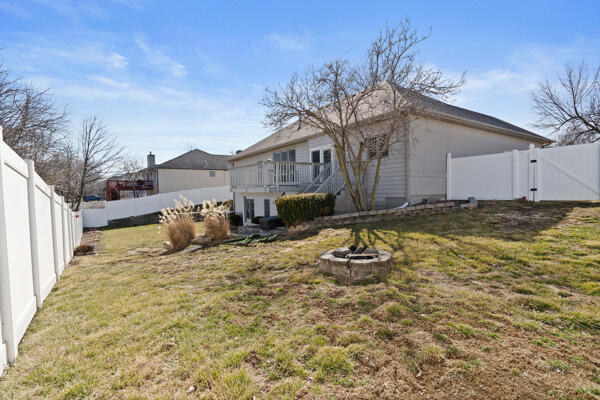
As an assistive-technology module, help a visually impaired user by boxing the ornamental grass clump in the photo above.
[200,199,230,242]
[159,196,196,251]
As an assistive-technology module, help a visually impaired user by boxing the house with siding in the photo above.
[230,95,550,224]
[144,149,230,194]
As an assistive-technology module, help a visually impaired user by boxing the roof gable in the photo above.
[231,92,551,161]
[157,149,231,170]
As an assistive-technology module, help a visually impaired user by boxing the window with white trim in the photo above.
[366,135,389,158]
[273,149,296,162]
[244,198,255,220]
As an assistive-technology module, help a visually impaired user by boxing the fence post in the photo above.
[26,160,43,310]
[512,149,519,199]
[528,144,535,201]
[0,126,18,363]
[49,186,61,281]
[61,197,68,267]
[534,146,541,202]
[446,153,452,200]
[68,208,74,257]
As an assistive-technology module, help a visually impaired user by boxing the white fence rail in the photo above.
[82,185,231,228]
[0,127,82,372]
[448,143,600,201]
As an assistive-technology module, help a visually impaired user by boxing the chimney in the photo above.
[147,151,155,168]
[235,150,242,154]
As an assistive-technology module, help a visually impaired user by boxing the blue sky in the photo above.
[1,0,599,163]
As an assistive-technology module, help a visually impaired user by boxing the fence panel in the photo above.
[83,185,231,227]
[448,151,515,200]
[82,208,108,228]
[448,143,600,202]
[0,138,37,365]
[537,143,600,201]
[30,169,57,306]
[53,196,66,276]
[106,197,136,220]
[0,127,83,370]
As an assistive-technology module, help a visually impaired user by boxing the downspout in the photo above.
[155,169,160,194]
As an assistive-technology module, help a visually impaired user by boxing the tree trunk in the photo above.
[369,156,384,210]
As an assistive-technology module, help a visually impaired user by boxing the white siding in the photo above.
[234,142,309,166]
[365,139,408,209]
[157,168,229,193]
[236,193,279,224]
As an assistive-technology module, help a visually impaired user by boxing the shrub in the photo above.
[228,213,242,226]
[250,216,263,224]
[275,193,335,227]
[159,196,196,251]
[200,199,230,242]
[74,244,94,255]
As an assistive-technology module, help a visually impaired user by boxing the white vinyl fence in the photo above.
[82,185,231,228]
[448,143,600,201]
[0,127,83,372]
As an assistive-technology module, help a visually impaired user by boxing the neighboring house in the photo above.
[105,149,231,200]
[145,149,231,194]
[230,95,551,224]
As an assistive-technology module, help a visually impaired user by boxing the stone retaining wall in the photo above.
[292,200,478,231]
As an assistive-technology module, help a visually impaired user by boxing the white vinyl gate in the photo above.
[447,143,600,202]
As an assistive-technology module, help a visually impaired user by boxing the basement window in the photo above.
[209,170,216,177]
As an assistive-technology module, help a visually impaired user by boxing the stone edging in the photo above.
[292,200,478,231]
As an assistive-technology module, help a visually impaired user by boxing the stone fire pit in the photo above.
[318,246,392,283]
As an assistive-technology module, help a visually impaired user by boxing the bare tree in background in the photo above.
[73,115,122,210]
[532,62,600,145]
[120,159,145,198]
[0,63,69,182]
[262,19,464,211]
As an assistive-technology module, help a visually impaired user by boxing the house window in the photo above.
[273,149,296,162]
[264,199,271,217]
[366,135,389,158]
[244,198,255,220]
[209,170,216,177]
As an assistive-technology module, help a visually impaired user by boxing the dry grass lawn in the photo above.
[1,202,600,399]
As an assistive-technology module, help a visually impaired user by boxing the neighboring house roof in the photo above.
[156,149,231,170]
[231,92,551,161]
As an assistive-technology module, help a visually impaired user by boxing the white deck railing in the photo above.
[231,161,327,191]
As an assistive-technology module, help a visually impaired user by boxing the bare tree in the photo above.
[262,20,463,211]
[73,115,122,210]
[120,159,145,198]
[532,62,600,145]
[0,63,69,183]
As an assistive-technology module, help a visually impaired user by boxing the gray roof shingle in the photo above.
[156,149,231,170]
[231,91,551,161]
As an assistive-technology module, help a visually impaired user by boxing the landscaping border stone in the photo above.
[290,200,478,232]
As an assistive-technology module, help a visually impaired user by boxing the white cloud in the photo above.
[134,36,187,78]
[11,41,129,71]
[265,30,310,51]
[33,0,109,19]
